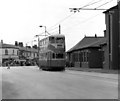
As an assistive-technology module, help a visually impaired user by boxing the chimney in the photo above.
[104,30,106,37]
[1,40,3,44]
[95,34,97,38]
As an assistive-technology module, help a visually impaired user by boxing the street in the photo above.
[2,66,118,99]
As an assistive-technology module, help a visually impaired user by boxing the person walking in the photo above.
[7,61,10,69]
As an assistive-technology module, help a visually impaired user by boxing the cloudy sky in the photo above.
[0,0,117,51]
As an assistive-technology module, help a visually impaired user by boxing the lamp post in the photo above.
[35,25,50,66]
[39,25,47,36]
[31,40,37,47]
[35,34,46,65]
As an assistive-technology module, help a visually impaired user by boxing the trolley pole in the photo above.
[59,25,61,34]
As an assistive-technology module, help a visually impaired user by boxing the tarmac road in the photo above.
[2,66,118,99]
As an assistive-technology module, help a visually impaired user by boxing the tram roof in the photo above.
[49,34,65,37]
[39,34,65,42]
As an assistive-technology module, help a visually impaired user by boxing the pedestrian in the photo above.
[7,61,10,69]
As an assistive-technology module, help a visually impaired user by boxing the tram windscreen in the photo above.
[56,53,64,58]
[49,37,55,43]
[56,37,64,43]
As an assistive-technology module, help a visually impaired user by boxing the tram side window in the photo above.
[49,37,55,43]
[56,53,64,59]
[56,37,64,43]
[52,53,55,59]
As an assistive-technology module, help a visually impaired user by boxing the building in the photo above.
[103,5,119,70]
[19,46,38,60]
[118,0,120,69]
[0,40,19,66]
[66,35,106,69]
[0,40,38,66]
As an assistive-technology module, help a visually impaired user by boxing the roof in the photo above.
[103,5,118,13]
[19,46,38,52]
[67,36,106,53]
[0,43,19,49]
[0,43,38,52]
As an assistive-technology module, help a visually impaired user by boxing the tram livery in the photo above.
[38,34,66,70]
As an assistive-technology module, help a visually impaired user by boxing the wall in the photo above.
[118,0,120,69]
[102,45,109,69]
[89,49,103,68]
[0,48,2,66]
[105,6,119,70]
[111,8,119,69]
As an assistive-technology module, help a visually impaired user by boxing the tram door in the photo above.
[47,52,51,67]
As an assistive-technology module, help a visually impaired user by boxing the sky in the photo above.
[0,0,117,51]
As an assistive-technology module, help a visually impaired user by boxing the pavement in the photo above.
[66,67,119,74]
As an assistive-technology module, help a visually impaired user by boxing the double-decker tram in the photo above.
[38,34,66,70]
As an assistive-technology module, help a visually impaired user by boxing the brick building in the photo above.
[66,35,106,68]
[104,5,119,70]
[118,0,120,69]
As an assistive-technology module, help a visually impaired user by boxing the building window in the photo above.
[86,52,89,62]
[17,50,19,56]
[13,50,14,55]
[5,49,8,55]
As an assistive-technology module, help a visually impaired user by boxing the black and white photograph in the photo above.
[0,0,119,100]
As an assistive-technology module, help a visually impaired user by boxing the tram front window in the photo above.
[56,53,64,59]
[49,37,55,43]
[56,37,64,43]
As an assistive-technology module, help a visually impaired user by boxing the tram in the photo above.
[38,34,66,70]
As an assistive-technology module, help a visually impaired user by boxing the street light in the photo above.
[26,40,36,48]
[39,25,47,36]
[35,30,48,65]
[39,25,51,36]
[31,40,37,47]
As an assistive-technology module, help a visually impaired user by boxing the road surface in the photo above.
[2,66,118,99]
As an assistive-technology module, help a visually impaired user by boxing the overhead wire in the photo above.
[36,0,113,37]
[47,0,104,32]
[62,0,115,31]
[95,0,114,9]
